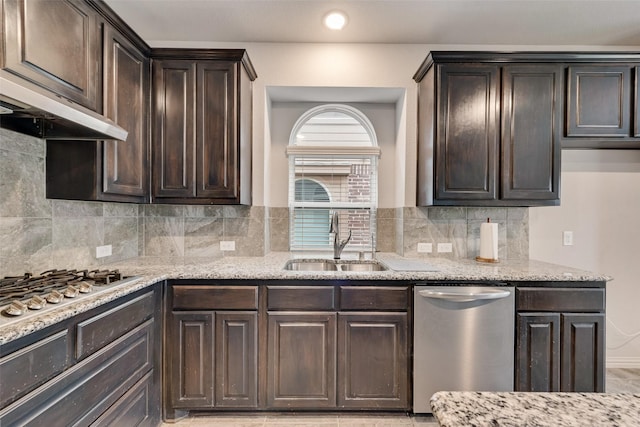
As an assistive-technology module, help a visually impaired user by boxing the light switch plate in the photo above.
[437,242,453,253]
[563,231,574,246]
[220,241,236,251]
[96,245,112,258]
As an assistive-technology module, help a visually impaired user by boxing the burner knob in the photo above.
[4,300,28,316]
[46,290,64,304]
[26,295,46,310]
[77,281,93,293]
[63,285,79,298]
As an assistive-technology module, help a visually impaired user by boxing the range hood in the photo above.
[0,74,128,141]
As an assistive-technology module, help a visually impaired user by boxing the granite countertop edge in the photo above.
[0,252,611,345]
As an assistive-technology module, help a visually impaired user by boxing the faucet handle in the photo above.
[341,229,352,247]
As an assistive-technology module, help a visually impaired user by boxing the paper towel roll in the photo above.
[477,220,499,262]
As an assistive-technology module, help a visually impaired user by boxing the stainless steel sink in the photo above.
[283,259,388,272]
[283,260,338,271]
[339,262,388,272]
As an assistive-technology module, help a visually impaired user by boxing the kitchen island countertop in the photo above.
[430,391,640,427]
[0,252,610,345]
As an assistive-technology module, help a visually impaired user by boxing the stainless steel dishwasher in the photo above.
[413,285,515,413]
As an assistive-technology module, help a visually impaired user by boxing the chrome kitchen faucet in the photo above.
[330,211,351,260]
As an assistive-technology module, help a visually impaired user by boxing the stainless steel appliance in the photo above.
[413,284,515,413]
[0,269,140,326]
[0,73,128,141]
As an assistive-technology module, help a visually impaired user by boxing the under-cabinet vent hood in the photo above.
[0,74,128,141]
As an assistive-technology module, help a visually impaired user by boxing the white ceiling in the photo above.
[104,0,640,46]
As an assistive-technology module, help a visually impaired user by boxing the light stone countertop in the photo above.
[430,391,640,427]
[0,252,611,345]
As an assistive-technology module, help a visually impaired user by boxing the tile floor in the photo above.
[161,368,640,426]
[161,413,438,427]
[606,367,640,393]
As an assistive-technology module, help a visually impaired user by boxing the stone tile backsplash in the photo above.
[140,204,266,258]
[1,128,528,276]
[0,129,259,276]
[269,206,529,260]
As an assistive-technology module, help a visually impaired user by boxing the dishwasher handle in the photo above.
[418,288,511,303]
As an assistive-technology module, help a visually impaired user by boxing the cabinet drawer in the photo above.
[517,288,605,312]
[0,330,70,408]
[340,286,409,311]
[172,285,258,310]
[76,291,155,359]
[0,321,153,426]
[91,370,158,427]
[267,286,335,311]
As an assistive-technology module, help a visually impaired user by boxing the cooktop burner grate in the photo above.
[0,269,127,318]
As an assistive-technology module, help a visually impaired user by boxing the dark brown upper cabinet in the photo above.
[46,11,151,203]
[561,56,640,149]
[151,49,256,205]
[100,24,150,201]
[2,0,100,111]
[414,52,561,206]
[433,63,500,202]
[502,65,562,202]
[566,65,631,138]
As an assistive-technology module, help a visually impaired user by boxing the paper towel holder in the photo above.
[476,218,500,263]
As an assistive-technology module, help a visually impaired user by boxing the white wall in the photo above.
[530,150,640,367]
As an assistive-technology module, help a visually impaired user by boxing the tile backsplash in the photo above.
[1,128,528,276]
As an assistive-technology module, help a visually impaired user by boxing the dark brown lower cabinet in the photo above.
[266,312,337,408]
[168,311,258,410]
[517,313,561,391]
[561,313,605,392]
[165,283,259,419]
[0,285,161,426]
[516,285,605,392]
[166,282,410,415]
[265,285,410,411]
[338,313,408,409]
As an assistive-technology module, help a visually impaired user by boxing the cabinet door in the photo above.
[516,313,560,392]
[435,64,499,201]
[168,311,214,408]
[196,61,239,201]
[214,312,258,408]
[102,25,149,201]
[152,60,196,198]
[566,65,631,137]
[501,65,561,202]
[2,0,100,110]
[267,313,336,408]
[561,313,605,392]
[337,313,408,409]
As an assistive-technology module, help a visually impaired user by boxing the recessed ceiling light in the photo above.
[323,11,348,30]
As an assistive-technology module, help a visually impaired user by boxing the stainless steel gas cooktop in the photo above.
[0,269,141,326]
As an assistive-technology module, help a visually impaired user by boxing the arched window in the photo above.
[287,105,380,252]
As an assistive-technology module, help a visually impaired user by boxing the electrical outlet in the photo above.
[563,231,574,246]
[437,242,453,253]
[96,245,112,258]
[417,243,433,253]
[220,240,236,251]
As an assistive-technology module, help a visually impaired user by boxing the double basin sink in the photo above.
[284,259,388,272]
